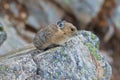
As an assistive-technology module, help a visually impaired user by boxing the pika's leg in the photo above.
[44,44,61,51]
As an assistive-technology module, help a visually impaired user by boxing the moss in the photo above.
[84,42,101,60]
[54,59,59,63]
[82,31,101,60]
[94,53,101,61]
[63,54,67,57]
[93,77,97,80]
[83,31,89,37]
[80,69,83,74]
[95,41,99,49]
[60,48,64,54]
[50,73,53,78]
[0,65,6,71]
[91,33,96,40]
[55,72,59,77]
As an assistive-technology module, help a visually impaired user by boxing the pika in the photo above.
[0,20,77,61]
[33,20,77,50]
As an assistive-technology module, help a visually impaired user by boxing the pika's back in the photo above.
[33,21,77,50]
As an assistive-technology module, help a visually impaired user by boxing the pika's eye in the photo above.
[57,20,65,28]
[71,27,75,31]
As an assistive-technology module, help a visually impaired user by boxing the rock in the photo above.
[18,0,64,30]
[0,18,27,55]
[18,0,104,29]
[113,0,120,30]
[0,23,7,47]
[0,31,112,80]
[54,0,104,26]
[0,54,37,80]
[113,0,120,38]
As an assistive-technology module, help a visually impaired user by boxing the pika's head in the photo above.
[56,20,77,37]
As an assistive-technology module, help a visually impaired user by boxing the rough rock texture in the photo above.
[0,31,112,80]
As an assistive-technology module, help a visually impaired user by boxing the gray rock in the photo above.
[113,0,120,30]
[54,0,104,26]
[0,31,112,80]
[0,19,26,54]
[18,0,104,28]
[0,54,37,80]
[18,0,64,30]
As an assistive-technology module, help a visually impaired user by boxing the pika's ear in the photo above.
[56,20,66,29]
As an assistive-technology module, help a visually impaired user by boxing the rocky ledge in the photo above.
[0,31,112,80]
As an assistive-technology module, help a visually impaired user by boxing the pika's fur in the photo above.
[33,20,77,50]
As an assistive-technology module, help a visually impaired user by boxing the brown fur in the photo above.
[33,21,77,50]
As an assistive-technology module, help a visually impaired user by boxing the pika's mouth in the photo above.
[72,31,78,36]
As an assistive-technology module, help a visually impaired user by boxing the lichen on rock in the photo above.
[0,31,112,80]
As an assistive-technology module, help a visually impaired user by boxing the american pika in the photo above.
[0,21,77,61]
[33,20,77,50]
